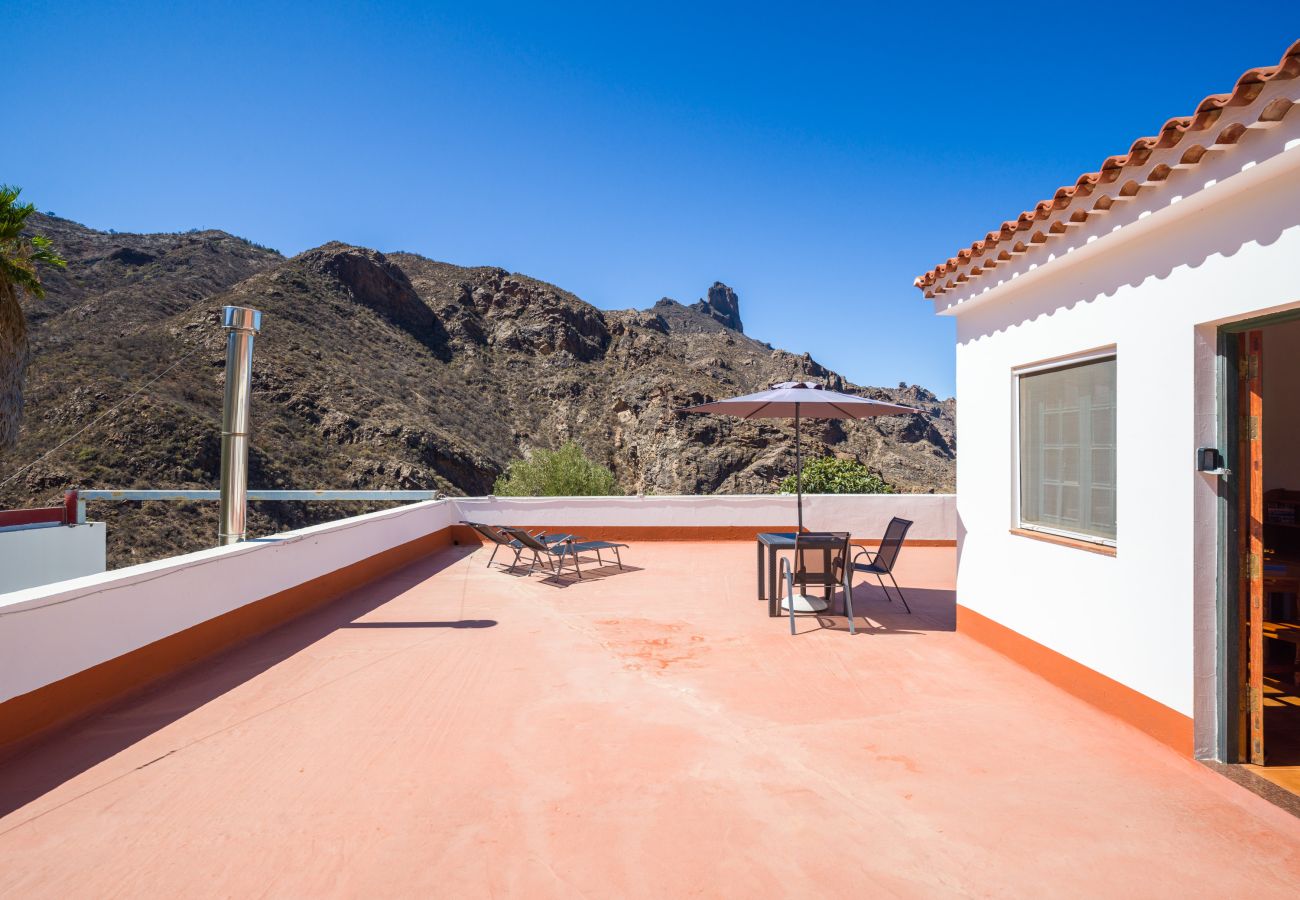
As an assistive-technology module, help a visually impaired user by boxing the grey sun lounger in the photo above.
[461,521,572,569]
[499,527,627,580]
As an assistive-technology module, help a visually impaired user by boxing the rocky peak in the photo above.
[296,243,436,339]
[690,282,743,333]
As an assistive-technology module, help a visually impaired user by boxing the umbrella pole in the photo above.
[795,404,803,532]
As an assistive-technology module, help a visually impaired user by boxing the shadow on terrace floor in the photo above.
[0,547,487,820]
[784,579,956,637]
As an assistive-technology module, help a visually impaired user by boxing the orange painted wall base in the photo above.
[957,604,1194,755]
[0,527,454,761]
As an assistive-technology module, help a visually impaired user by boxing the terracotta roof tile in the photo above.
[914,40,1300,298]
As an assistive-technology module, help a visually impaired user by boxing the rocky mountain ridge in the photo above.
[2,214,954,566]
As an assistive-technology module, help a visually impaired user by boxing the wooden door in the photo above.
[1238,330,1265,764]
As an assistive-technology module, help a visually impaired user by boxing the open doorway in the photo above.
[1229,319,1300,795]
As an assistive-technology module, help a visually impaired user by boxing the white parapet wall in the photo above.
[453,493,956,542]
[0,523,106,595]
[0,499,461,707]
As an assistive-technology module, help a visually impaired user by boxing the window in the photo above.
[1017,355,1116,544]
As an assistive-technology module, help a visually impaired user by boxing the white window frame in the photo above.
[1011,347,1117,548]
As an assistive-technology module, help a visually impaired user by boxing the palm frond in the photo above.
[29,234,66,269]
[0,185,65,298]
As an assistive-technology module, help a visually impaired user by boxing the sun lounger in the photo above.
[461,521,571,569]
[500,527,627,580]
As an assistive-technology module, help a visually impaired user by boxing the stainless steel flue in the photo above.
[218,306,262,546]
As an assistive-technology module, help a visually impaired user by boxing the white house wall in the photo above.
[950,121,1300,724]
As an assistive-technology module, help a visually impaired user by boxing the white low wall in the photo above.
[0,499,460,706]
[0,523,106,594]
[453,494,956,542]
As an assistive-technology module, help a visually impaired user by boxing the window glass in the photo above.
[1019,357,1116,541]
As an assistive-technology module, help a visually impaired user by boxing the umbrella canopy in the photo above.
[679,382,921,530]
[683,381,920,421]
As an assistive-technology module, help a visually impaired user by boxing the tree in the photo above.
[779,456,894,494]
[493,442,621,496]
[1,186,65,448]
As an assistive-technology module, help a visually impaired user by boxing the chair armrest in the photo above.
[852,547,876,565]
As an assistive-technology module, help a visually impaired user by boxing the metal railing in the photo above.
[67,489,444,525]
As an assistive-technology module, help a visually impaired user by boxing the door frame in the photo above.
[1218,310,1300,763]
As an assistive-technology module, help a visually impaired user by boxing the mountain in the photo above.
[1,215,954,567]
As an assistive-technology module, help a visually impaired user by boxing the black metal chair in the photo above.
[779,532,855,635]
[849,517,913,613]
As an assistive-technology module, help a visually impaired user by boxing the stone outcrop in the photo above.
[690,282,744,332]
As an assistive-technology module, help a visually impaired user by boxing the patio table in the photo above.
[757,532,847,617]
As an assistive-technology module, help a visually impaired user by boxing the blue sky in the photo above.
[7,3,1299,397]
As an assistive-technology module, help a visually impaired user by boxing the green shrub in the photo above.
[779,456,894,494]
[493,442,621,497]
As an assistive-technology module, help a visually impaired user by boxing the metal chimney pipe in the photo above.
[218,306,262,546]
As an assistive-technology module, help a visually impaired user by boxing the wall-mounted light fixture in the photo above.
[1196,447,1229,476]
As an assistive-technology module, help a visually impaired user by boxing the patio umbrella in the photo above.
[679,381,921,530]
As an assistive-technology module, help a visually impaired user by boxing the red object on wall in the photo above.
[0,506,67,529]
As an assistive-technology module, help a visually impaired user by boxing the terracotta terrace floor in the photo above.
[2,542,1299,897]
